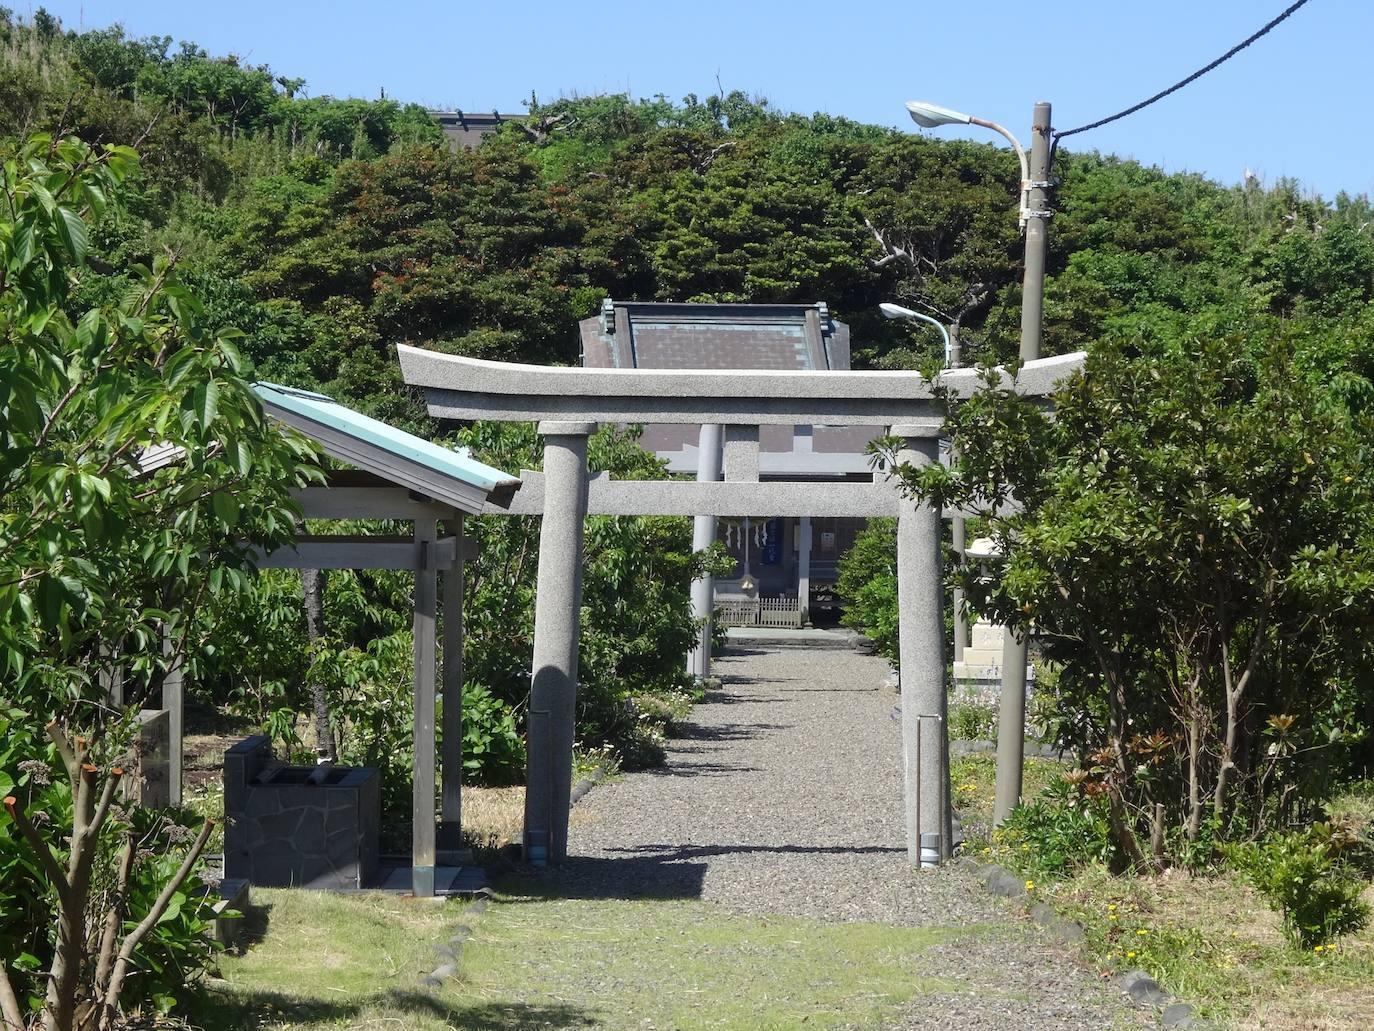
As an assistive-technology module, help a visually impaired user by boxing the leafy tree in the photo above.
[0,133,319,1028]
[885,328,1374,865]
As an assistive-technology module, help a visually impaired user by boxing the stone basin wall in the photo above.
[223,735,380,890]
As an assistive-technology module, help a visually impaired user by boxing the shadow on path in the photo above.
[202,988,599,1031]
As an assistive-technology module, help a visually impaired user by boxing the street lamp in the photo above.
[903,98,1051,359]
[905,101,1030,227]
[904,97,1055,825]
[879,302,953,365]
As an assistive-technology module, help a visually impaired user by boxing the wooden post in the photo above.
[438,515,465,860]
[411,518,438,896]
[162,625,183,807]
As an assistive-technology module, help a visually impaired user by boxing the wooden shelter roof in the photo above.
[253,382,519,514]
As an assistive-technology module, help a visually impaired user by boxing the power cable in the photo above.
[1053,0,1314,142]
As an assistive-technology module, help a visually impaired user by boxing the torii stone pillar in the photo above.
[688,423,723,678]
[893,428,951,862]
[524,422,593,864]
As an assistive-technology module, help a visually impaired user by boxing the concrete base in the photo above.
[723,627,868,651]
[372,860,489,896]
[211,878,250,946]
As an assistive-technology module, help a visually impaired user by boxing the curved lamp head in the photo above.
[879,302,919,320]
[905,100,972,128]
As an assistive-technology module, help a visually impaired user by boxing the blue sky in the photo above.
[27,0,1369,199]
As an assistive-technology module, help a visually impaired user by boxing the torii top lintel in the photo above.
[396,346,1086,430]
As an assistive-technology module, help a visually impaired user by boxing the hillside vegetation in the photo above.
[4,8,1374,1028]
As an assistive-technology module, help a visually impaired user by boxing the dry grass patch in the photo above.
[1042,868,1374,1028]
[461,785,593,855]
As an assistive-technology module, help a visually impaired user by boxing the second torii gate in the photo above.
[398,346,1083,866]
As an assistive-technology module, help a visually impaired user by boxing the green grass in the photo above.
[952,751,1064,848]
[203,884,966,1030]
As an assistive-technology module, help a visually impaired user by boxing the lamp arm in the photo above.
[970,116,1030,228]
[902,310,953,364]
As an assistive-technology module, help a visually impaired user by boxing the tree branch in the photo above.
[0,961,24,1031]
[99,819,214,1027]
[46,721,78,792]
[82,768,124,849]
[94,833,137,994]
[2,796,70,901]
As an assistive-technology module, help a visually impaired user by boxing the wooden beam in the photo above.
[253,534,473,571]
[291,485,457,521]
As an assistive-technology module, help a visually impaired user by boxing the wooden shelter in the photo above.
[255,383,519,895]
[158,383,520,896]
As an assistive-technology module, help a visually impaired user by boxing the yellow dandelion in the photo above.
[1126,950,1136,959]
[1025,880,1036,891]
[1107,914,1118,921]
[1314,945,1324,953]
[1136,929,1149,936]
[1107,903,1117,911]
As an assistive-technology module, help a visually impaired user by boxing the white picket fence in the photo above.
[718,597,802,628]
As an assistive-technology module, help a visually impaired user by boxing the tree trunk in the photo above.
[1211,585,1274,831]
[1186,711,1203,842]
[1106,671,1147,870]
[302,568,334,761]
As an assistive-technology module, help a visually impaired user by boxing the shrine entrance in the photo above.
[398,346,1083,867]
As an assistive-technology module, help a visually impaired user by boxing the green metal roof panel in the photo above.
[254,382,517,495]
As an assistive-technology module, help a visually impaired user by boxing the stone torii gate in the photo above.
[398,346,1084,865]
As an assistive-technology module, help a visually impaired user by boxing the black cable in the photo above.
[1054,0,1314,142]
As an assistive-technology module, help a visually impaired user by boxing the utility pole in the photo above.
[994,100,1052,824]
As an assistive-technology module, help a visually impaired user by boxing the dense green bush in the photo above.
[996,776,1117,877]
[1229,829,1371,948]
[895,328,1374,868]
[0,132,316,1028]
[836,519,899,662]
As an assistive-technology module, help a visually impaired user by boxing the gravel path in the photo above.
[552,647,1151,1029]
